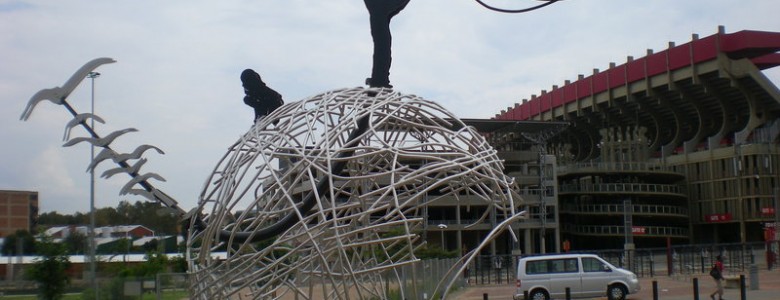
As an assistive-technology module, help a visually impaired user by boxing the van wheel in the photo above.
[529,289,549,300]
[607,284,627,300]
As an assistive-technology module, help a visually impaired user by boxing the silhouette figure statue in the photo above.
[364,0,410,88]
[241,69,284,123]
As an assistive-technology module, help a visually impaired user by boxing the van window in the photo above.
[526,258,579,274]
[563,258,578,272]
[526,260,547,274]
[582,257,606,272]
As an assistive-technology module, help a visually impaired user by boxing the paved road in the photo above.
[452,268,780,300]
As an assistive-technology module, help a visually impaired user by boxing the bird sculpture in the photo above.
[20,57,115,121]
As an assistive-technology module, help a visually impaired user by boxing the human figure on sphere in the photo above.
[364,0,410,88]
[241,69,284,123]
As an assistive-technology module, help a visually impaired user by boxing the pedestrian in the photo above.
[240,69,284,123]
[709,255,725,300]
[363,0,410,88]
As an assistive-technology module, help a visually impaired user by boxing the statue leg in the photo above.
[364,0,410,88]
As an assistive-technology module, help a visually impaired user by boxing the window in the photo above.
[563,258,578,272]
[526,258,579,274]
[526,260,547,275]
[582,257,607,272]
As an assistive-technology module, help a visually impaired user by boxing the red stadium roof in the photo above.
[497,29,780,121]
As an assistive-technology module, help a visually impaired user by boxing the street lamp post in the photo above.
[87,71,100,298]
[437,224,448,250]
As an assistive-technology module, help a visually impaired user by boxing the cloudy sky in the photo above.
[2,0,779,214]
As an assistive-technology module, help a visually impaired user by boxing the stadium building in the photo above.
[493,26,780,250]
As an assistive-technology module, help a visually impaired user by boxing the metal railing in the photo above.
[557,161,680,174]
[559,183,685,195]
[563,224,688,237]
[561,204,688,216]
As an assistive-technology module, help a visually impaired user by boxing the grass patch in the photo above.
[1,290,188,300]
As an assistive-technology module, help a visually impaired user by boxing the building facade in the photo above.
[494,27,780,249]
[0,190,39,237]
[424,120,567,256]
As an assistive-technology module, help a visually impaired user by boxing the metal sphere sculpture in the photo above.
[187,87,522,299]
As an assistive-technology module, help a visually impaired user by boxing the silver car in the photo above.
[514,253,640,300]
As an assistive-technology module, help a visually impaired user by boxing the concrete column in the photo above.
[456,204,463,255]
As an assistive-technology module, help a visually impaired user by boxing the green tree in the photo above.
[116,200,133,223]
[63,231,88,255]
[72,212,89,225]
[1,230,36,255]
[169,255,188,273]
[120,251,169,278]
[142,239,159,253]
[26,237,70,300]
[128,201,178,235]
[38,211,78,226]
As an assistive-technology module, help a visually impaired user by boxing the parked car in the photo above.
[513,253,640,300]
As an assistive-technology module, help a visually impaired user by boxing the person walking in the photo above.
[710,255,725,300]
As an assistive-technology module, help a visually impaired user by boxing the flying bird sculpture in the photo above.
[21,58,183,217]
[87,144,162,175]
[86,148,117,172]
[64,113,105,141]
[123,188,155,200]
[119,172,166,196]
[62,128,138,148]
[102,158,148,179]
[111,144,165,163]
[20,57,115,121]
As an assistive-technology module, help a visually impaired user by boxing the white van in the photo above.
[513,253,640,300]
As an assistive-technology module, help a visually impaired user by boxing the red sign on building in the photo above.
[705,213,733,223]
[632,226,646,235]
[762,207,776,216]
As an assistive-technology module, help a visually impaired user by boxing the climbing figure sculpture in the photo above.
[241,69,284,122]
[364,0,410,88]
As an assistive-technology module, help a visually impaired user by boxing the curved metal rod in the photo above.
[197,115,372,244]
[474,0,560,14]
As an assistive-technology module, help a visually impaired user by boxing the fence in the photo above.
[154,259,464,300]
[155,273,189,299]
[590,242,759,278]
[3,244,777,298]
[384,258,467,299]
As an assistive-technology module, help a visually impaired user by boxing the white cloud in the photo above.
[25,147,83,211]
[1,0,778,213]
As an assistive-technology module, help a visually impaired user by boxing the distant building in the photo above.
[493,27,780,249]
[42,225,156,253]
[44,225,154,240]
[0,190,39,237]
[96,225,155,239]
[43,225,73,239]
[438,119,567,255]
